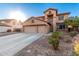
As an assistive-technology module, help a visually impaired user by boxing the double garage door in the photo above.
[24,25,48,34]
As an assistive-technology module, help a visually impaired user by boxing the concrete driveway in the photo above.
[0,33,43,56]
[0,32,18,37]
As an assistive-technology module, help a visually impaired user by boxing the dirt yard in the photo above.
[15,32,74,56]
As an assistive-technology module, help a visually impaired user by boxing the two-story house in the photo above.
[23,8,70,33]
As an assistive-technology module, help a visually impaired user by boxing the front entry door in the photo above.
[57,23,65,29]
[49,25,53,32]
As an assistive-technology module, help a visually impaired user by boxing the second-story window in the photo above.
[59,15,64,20]
[48,11,52,15]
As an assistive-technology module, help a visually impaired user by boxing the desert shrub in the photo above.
[51,31,63,39]
[48,37,59,50]
[69,31,78,37]
[48,31,62,50]
[58,31,64,39]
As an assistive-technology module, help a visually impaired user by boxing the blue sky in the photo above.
[0,3,79,19]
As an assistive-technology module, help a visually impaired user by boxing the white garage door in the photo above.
[24,26,37,33]
[0,26,10,32]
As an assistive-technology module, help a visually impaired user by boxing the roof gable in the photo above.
[24,16,47,23]
[0,19,16,23]
[44,8,57,14]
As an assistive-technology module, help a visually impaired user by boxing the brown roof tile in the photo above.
[23,24,47,27]
[44,8,57,14]
[0,23,11,27]
[0,19,15,23]
[35,16,45,20]
[57,12,70,16]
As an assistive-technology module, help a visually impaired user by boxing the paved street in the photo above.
[0,33,43,56]
[0,32,18,37]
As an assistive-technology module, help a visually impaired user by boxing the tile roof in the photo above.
[0,23,11,27]
[44,8,57,13]
[57,12,70,16]
[0,19,15,23]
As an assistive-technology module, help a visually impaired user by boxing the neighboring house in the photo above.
[23,8,70,33]
[0,21,11,32]
[13,21,23,32]
[0,19,23,32]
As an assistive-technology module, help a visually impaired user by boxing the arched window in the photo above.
[49,11,52,15]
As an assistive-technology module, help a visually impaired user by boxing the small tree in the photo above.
[48,31,63,50]
[51,31,60,38]
[64,16,79,32]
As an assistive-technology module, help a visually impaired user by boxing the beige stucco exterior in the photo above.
[23,17,49,33]
[23,8,70,33]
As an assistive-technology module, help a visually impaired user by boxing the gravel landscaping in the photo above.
[15,32,74,56]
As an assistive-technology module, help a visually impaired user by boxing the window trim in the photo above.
[58,15,64,20]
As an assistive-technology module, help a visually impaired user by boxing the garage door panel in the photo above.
[38,26,47,34]
[24,26,37,33]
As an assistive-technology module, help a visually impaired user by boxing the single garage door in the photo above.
[24,26,37,33]
[24,25,49,34]
[38,26,48,33]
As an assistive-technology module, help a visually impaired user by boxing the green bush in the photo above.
[48,31,62,50]
[69,31,78,37]
[51,31,63,39]
[48,37,59,50]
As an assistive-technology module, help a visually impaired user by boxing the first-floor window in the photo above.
[58,24,65,29]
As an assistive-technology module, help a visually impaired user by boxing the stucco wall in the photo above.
[56,14,69,23]
[23,18,48,26]
[0,26,11,32]
[44,9,57,32]
[44,9,57,21]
